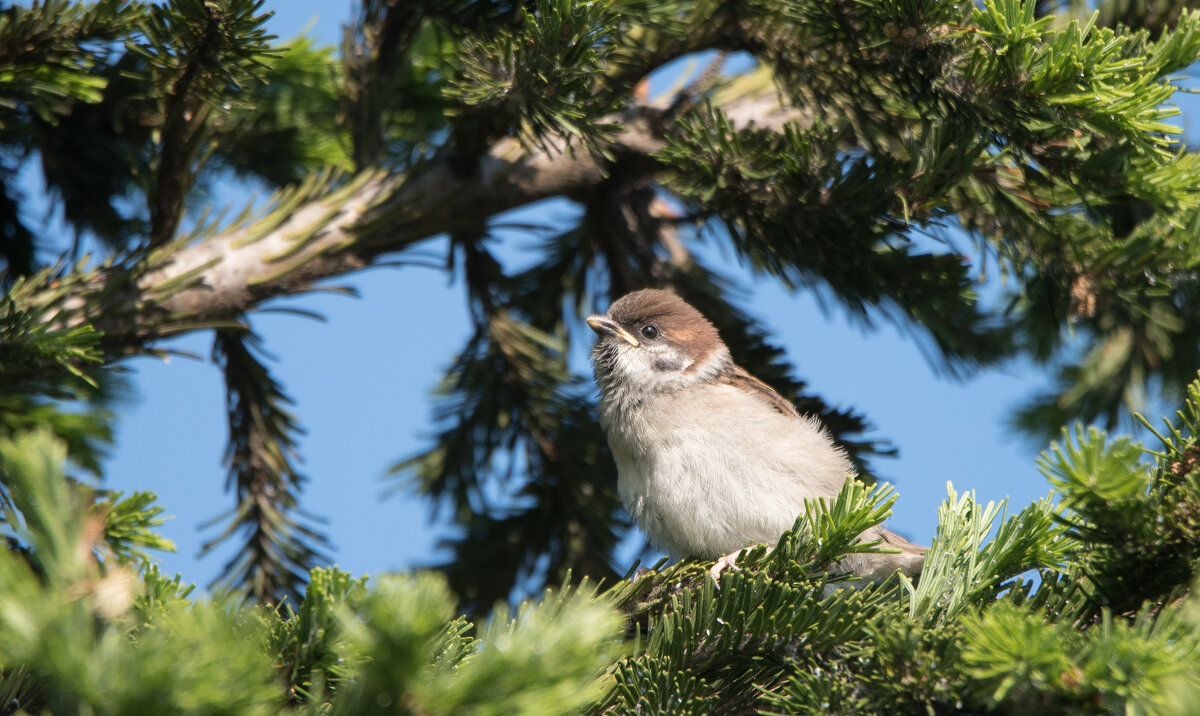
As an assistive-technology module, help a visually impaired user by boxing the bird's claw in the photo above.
[708,550,742,587]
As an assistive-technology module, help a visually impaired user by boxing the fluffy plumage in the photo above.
[588,289,924,582]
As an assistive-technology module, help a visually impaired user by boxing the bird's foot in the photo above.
[708,550,743,586]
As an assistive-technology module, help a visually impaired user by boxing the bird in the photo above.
[586,288,925,584]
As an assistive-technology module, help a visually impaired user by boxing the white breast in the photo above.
[600,382,852,558]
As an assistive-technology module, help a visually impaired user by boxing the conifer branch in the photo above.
[134,0,277,246]
[47,108,673,353]
[207,326,329,605]
[341,0,430,167]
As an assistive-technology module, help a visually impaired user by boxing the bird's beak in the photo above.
[586,315,639,347]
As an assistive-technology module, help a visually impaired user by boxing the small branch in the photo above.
[150,58,201,246]
[149,7,223,246]
[343,0,428,168]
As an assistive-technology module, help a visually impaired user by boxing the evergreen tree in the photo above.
[4,0,1200,711]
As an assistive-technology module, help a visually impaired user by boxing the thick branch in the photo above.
[84,113,668,349]
[50,81,788,353]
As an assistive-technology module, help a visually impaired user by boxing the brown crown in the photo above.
[606,289,723,361]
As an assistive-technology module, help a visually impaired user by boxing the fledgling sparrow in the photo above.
[587,289,925,583]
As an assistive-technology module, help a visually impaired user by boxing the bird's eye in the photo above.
[640,324,660,340]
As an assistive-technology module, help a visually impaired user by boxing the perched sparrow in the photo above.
[587,289,925,583]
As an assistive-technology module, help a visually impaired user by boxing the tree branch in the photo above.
[36,69,791,358]
[75,110,669,350]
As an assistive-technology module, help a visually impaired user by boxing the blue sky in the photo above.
[86,1,1178,592]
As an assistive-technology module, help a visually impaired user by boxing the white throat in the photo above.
[595,344,732,430]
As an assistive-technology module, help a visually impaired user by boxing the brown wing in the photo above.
[715,364,801,419]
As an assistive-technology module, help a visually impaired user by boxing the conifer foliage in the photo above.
[4,382,1200,712]
[4,0,1200,711]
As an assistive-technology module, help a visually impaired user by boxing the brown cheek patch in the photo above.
[668,324,720,366]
